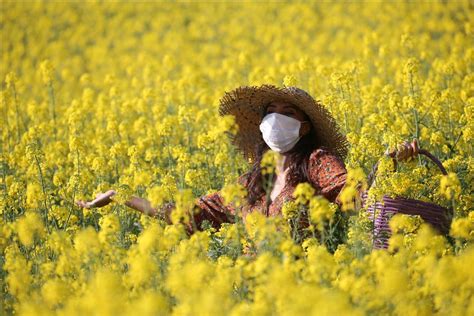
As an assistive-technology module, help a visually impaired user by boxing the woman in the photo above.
[76,84,415,235]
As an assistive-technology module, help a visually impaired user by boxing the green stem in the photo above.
[64,148,81,230]
[320,224,325,246]
[48,81,57,140]
[12,84,22,143]
[204,150,212,189]
[413,109,419,139]
[411,107,424,166]
[1,151,8,223]
[451,197,456,218]
[263,173,274,216]
[34,154,52,232]
[447,101,454,143]
[2,92,12,153]
[166,136,172,170]
[409,73,415,97]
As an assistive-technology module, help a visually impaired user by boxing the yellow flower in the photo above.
[5,71,18,89]
[283,74,297,87]
[126,251,158,288]
[292,182,315,205]
[171,189,195,225]
[339,167,367,212]
[4,244,32,300]
[281,200,298,220]
[74,227,101,257]
[26,182,42,209]
[16,212,45,247]
[260,150,279,176]
[439,172,462,199]
[41,279,69,308]
[98,213,120,244]
[221,182,247,208]
[389,213,422,234]
[333,244,352,264]
[126,291,170,315]
[184,168,206,188]
[450,213,474,240]
[147,185,168,209]
[133,170,152,188]
[40,59,54,84]
[81,269,126,314]
[308,196,336,231]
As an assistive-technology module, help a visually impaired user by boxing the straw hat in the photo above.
[218,84,349,162]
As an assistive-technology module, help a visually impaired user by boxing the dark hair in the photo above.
[242,106,323,206]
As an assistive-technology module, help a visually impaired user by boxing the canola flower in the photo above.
[1,1,473,315]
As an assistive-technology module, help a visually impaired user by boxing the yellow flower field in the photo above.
[1,1,473,315]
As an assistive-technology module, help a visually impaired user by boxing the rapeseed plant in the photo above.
[1,1,473,315]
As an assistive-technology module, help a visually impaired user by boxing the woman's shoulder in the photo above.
[307,146,347,187]
[309,146,344,164]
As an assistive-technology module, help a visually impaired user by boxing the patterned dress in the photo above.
[160,147,347,235]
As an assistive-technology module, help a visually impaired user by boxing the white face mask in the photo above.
[259,113,306,153]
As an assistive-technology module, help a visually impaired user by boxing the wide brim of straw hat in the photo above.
[218,84,349,162]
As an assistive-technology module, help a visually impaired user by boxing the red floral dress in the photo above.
[161,147,347,234]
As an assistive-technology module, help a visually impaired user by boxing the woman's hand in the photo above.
[76,190,162,218]
[76,189,116,209]
[385,138,420,162]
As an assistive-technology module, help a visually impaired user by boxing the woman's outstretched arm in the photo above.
[75,179,246,234]
[76,190,159,217]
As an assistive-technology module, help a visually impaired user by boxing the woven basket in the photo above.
[361,149,453,249]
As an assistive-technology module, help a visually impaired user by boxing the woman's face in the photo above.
[265,101,311,136]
